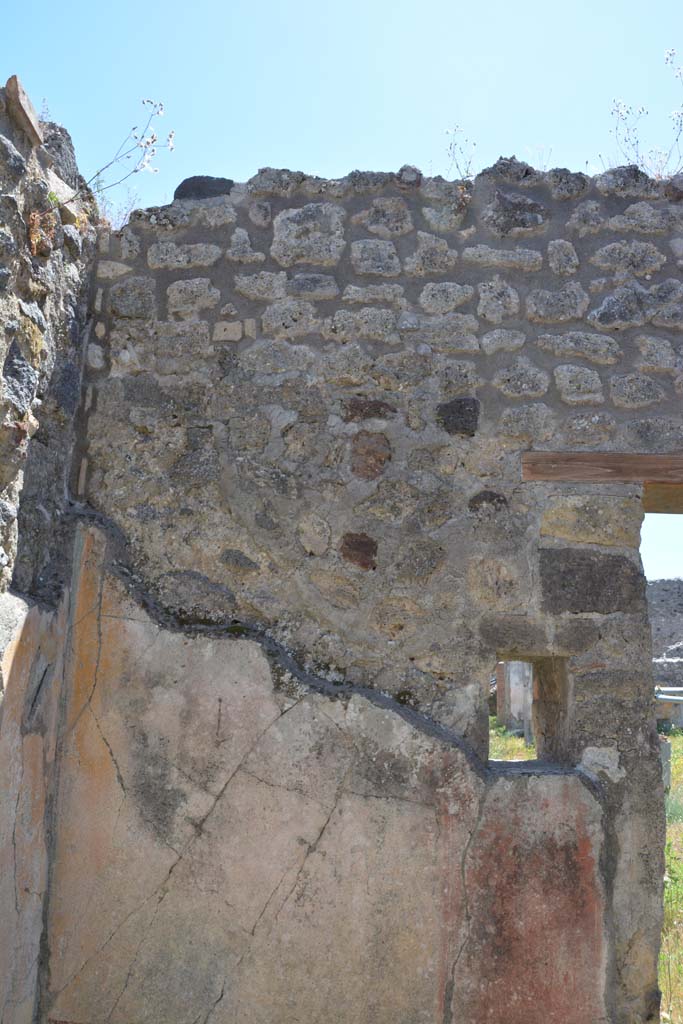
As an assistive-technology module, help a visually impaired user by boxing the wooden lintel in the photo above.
[643,483,683,514]
[521,452,683,485]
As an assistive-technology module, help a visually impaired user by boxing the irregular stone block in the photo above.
[350,239,400,277]
[97,261,131,281]
[477,276,520,324]
[351,431,392,479]
[173,175,233,200]
[548,239,579,275]
[225,227,266,263]
[403,231,458,275]
[587,280,649,330]
[537,331,622,365]
[540,548,643,613]
[147,242,222,270]
[526,282,589,323]
[545,167,590,199]
[589,240,667,276]
[594,165,659,198]
[441,360,482,394]
[322,307,397,343]
[649,279,683,328]
[608,202,681,234]
[342,397,396,422]
[213,321,243,342]
[249,200,272,226]
[287,274,340,300]
[610,373,665,408]
[541,496,642,547]
[271,203,346,266]
[342,283,405,306]
[262,299,319,339]
[5,75,43,146]
[234,271,287,300]
[635,334,679,373]
[566,200,605,237]
[497,403,556,441]
[493,357,549,398]
[418,281,474,313]
[352,197,414,237]
[398,310,479,353]
[461,244,543,271]
[553,364,604,405]
[167,278,220,320]
[480,328,526,356]
[339,532,377,569]
[564,411,616,446]
[110,276,157,319]
[481,190,549,237]
[436,396,480,436]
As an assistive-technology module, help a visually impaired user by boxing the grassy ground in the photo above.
[488,715,536,761]
[661,728,683,1022]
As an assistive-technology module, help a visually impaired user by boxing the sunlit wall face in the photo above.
[641,514,683,580]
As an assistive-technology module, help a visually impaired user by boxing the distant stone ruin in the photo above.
[1,75,680,1023]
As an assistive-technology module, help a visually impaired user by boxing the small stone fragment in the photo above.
[323,307,398,343]
[477,276,520,324]
[554,364,604,405]
[298,513,330,555]
[547,239,579,275]
[87,343,105,370]
[398,311,479,352]
[213,321,243,342]
[587,281,649,330]
[564,411,616,446]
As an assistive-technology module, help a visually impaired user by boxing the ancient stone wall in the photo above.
[0,84,678,1023]
[0,80,94,1024]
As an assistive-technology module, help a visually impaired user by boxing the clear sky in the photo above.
[4,0,683,578]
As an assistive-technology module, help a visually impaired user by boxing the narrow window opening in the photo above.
[488,657,570,764]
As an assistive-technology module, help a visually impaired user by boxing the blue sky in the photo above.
[4,0,683,577]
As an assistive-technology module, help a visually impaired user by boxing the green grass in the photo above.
[660,728,683,1022]
[488,716,536,761]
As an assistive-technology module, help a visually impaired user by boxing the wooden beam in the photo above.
[522,452,683,484]
[643,482,683,514]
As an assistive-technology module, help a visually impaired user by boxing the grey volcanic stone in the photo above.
[540,549,644,613]
[174,176,234,200]
[481,190,549,237]
[436,397,480,436]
